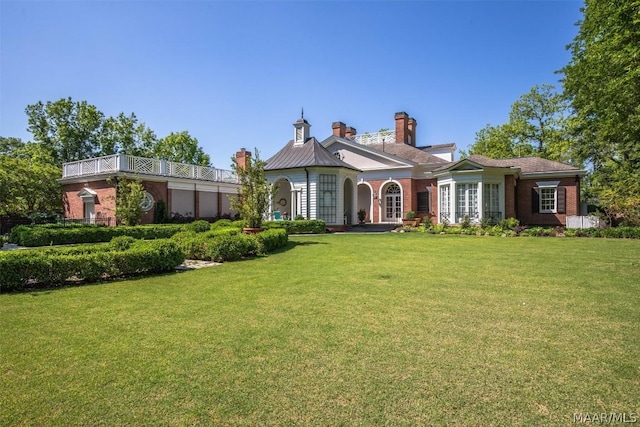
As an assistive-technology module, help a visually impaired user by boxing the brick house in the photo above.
[264,112,586,226]
[58,155,239,224]
[58,112,585,228]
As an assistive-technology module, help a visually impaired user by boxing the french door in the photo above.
[384,184,402,222]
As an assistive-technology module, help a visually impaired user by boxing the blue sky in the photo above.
[1,0,583,168]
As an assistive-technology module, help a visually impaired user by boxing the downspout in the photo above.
[305,167,310,219]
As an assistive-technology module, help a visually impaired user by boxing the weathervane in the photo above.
[301,107,304,119]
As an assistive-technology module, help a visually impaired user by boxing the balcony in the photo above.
[352,130,396,146]
[61,154,238,184]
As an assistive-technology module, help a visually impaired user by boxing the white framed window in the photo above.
[540,187,556,213]
[483,183,501,223]
[532,181,566,213]
[456,183,478,222]
[439,184,451,223]
[318,174,337,223]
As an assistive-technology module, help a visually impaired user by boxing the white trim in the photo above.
[536,180,560,188]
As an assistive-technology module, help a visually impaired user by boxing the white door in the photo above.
[84,201,95,224]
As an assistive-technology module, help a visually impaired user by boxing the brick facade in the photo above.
[62,180,116,223]
[516,176,581,226]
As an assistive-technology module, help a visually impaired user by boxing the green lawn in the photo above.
[1,234,639,426]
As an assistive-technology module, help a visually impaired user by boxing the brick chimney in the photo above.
[344,126,357,139]
[332,122,346,138]
[235,148,251,169]
[395,112,409,144]
[407,117,417,147]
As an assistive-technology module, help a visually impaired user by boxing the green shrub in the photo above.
[110,236,136,251]
[207,233,259,262]
[499,217,520,231]
[210,219,245,230]
[170,231,210,260]
[0,239,184,292]
[182,220,211,233]
[254,228,288,253]
[263,219,325,234]
[8,224,186,247]
[170,228,287,262]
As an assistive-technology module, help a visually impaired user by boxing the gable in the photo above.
[322,137,414,170]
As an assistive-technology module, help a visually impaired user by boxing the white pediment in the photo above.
[322,137,412,171]
[77,188,97,198]
[447,159,485,171]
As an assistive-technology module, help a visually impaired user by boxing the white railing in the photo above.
[353,130,396,146]
[62,154,238,183]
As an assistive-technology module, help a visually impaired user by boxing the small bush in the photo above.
[263,219,325,234]
[499,217,520,231]
[182,220,211,233]
[207,234,258,262]
[254,229,288,253]
[110,236,136,251]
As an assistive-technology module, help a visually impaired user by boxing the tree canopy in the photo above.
[2,98,215,218]
[561,0,640,224]
[464,84,576,164]
[0,144,62,216]
[154,131,211,166]
[24,97,213,167]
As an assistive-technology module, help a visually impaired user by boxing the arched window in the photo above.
[385,183,401,194]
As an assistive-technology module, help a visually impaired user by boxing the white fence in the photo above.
[62,154,238,184]
[566,215,600,229]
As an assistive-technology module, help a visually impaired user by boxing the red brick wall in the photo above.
[62,180,116,222]
[516,176,581,226]
[62,179,169,225]
[140,181,168,225]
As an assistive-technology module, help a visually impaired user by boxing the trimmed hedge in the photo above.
[0,239,184,292]
[263,219,326,234]
[171,228,288,262]
[8,223,187,247]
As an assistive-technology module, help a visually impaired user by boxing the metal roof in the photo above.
[265,138,361,171]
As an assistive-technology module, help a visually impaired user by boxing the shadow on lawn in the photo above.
[3,271,173,296]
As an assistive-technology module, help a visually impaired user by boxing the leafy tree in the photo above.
[25,97,105,166]
[229,149,275,229]
[98,112,157,157]
[0,136,25,156]
[0,145,62,216]
[154,131,211,166]
[561,0,640,225]
[465,85,576,163]
[114,177,145,226]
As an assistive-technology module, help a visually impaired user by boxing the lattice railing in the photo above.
[126,156,161,175]
[62,155,120,177]
[353,130,396,146]
[62,154,238,183]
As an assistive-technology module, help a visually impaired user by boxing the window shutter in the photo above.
[557,187,566,213]
[531,187,539,213]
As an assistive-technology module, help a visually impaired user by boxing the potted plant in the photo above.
[229,148,276,233]
[402,210,418,226]
[357,208,366,224]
